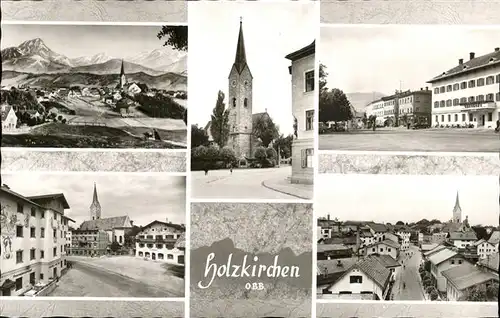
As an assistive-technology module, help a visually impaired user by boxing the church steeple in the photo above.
[120,59,126,88]
[453,191,462,223]
[233,17,249,74]
[90,182,102,220]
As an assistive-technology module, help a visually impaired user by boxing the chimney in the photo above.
[495,47,499,52]
[420,87,423,91]
[469,52,475,60]
[425,86,428,90]
[458,58,463,65]
[327,214,330,221]
[165,218,169,223]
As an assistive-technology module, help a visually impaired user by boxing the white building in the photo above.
[442,262,499,301]
[135,220,185,265]
[126,83,142,96]
[367,223,389,243]
[488,231,500,252]
[1,104,18,131]
[364,240,400,260]
[395,228,411,251]
[428,248,468,292]
[0,185,74,296]
[449,230,477,249]
[474,239,497,259]
[427,48,500,129]
[285,41,315,185]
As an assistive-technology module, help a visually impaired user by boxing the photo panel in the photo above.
[0,173,186,298]
[318,25,500,153]
[190,202,313,318]
[189,1,318,201]
[1,22,188,172]
[316,173,499,304]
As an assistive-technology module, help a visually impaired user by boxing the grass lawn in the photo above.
[2,123,185,149]
[120,126,187,144]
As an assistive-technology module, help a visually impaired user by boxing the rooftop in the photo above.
[449,231,478,241]
[285,40,315,61]
[27,193,70,209]
[423,244,448,257]
[421,243,439,252]
[442,262,498,291]
[365,239,401,249]
[368,254,401,268]
[317,244,351,253]
[488,231,500,245]
[79,216,132,231]
[367,222,388,233]
[142,220,185,232]
[477,253,499,272]
[428,248,459,265]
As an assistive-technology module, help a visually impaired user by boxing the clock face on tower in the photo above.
[231,80,237,87]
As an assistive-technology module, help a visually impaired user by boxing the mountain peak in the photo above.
[18,38,51,56]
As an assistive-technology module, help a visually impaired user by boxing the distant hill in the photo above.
[1,71,187,91]
[69,59,164,76]
[346,92,386,112]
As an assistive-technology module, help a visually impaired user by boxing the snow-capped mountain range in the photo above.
[1,38,187,75]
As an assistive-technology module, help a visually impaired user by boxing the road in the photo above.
[319,128,499,152]
[48,260,176,297]
[393,245,425,301]
[191,166,296,200]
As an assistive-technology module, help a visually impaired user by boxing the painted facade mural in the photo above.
[1,204,17,259]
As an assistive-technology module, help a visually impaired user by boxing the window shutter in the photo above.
[301,149,306,168]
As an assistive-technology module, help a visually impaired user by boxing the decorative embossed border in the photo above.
[318,152,500,175]
[1,0,187,23]
[320,0,500,24]
[1,149,187,172]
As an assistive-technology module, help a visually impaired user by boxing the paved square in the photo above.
[319,128,499,152]
[191,166,309,200]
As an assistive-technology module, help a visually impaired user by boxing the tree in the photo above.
[430,289,439,300]
[396,221,405,225]
[110,241,121,253]
[472,226,488,241]
[460,282,499,301]
[254,146,268,163]
[219,147,236,165]
[319,88,353,124]
[319,63,328,93]
[210,91,230,148]
[266,147,278,161]
[191,125,209,148]
[158,26,187,51]
[273,134,293,159]
[253,114,279,148]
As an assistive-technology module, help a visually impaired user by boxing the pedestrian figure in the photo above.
[204,168,208,176]
[495,119,500,132]
[230,165,233,174]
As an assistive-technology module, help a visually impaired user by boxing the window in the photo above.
[53,229,56,238]
[460,81,467,89]
[486,76,495,85]
[232,97,236,107]
[453,99,459,106]
[16,250,23,264]
[40,273,44,280]
[477,95,484,101]
[305,110,314,131]
[139,243,145,248]
[454,114,458,122]
[158,253,164,260]
[468,96,475,102]
[434,88,439,94]
[17,202,23,213]
[301,148,314,168]
[15,277,22,291]
[305,70,314,92]
[244,98,248,108]
[486,94,494,101]
[462,114,466,121]
[16,226,23,237]
[453,83,459,91]
[446,85,452,92]
[439,86,445,93]
[435,115,438,122]
[468,80,475,88]
[350,275,363,284]
[60,246,63,252]
[31,207,36,217]
[138,251,143,257]
[488,113,493,121]
[497,93,500,101]
[388,248,391,252]
[372,248,376,252]
[147,243,154,248]
[496,74,500,83]
[29,227,36,238]
[40,250,44,259]
[448,114,451,122]
[41,228,45,238]
[41,211,44,218]
[446,99,452,107]
[458,260,463,264]
[440,101,445,107]
[434,101,439,108]
[167,254,174,259]
[30,248,36,260]
[53,247,57,257]
[451,260,455,264]
[460,97,467,104]
[477,78,485,86]
[156,244,163,248]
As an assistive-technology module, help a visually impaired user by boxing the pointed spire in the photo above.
[233,18,248,74]
[453,190,462,223]
[120,59,125,76]
[92,182,99,204]
[90,182,102,220]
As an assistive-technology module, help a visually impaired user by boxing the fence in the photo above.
[68,121,107,127]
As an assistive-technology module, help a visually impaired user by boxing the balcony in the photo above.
[459,101,497,112]
[136,237,177,244]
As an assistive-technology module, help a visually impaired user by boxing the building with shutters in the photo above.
[135,220,185,265]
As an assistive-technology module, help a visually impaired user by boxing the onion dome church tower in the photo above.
[452,191,462,223]
[227,17,254,161]
[89,182,102,220]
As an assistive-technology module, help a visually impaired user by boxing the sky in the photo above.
[317,174,499,226]
[1,24,178,59]
[320,26,500,95]
[2,173,186,228]
[189,1,317,135]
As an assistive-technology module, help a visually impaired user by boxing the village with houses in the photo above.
[317,192,499,302]
[0,178,186,298]
[1,27,188,148]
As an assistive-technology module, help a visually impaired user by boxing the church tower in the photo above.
[452,191,462,223]
[227,18,253,160]
[89,182,102,220]
[120,59,126,89]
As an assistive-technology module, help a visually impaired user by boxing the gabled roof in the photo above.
[488,231,500,245]
[449,231,477,241]
[428,248,459,266]
[368,254,401,268]
[79,216,131,231]
[367,223,388,233]
[174,232,185,249]
[285,40,315,61]
[473,239,487,246]
[423,244,447,257]
[427,48,500,83]
[141,220,185,232]
[317,257,359,277]
[317,244,350,253]
[365,239,400,249]
[1,105,14,121]
[27,193,70,209]
[477,253,499,272]
[252,112,270,127]
[442,262,498,291]
[340,257,392,291]
[421,243,438,252]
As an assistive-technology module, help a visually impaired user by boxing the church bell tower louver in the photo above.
[90,182,102,220]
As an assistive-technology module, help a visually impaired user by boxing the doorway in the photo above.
[479,114,485,127]
[152,253,156,260]
[53,268,57,279]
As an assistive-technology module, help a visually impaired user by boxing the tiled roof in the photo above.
[421,243,438,251]
[369,254,401,268]
[360,230,373,237]
[442,222,462,233]
[354,257,392,290]
[317,257,359,276]
[26,193,70,209]
[473,239,486,246]
[478,253,499,272]
[449,231,477,241]
[285,40,315,61]
[423,245,447,257]
[366,239,400,249]
[428,248,458,265]
[368,223,388,233]
[488,231,500,245]
[317,244,350,253]
[79,216,131,231]
[428,48,500,83]
[142,220,185,232]
[442,262,498,291]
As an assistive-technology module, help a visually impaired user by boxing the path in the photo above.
[393,245,425,301]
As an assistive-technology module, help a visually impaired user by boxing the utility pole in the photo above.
[277,145,281,168]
